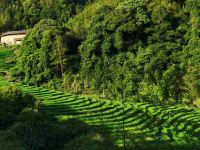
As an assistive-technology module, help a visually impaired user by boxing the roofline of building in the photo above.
[1,30,29,37]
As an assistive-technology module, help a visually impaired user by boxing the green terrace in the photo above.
[0,78,199,148]
[0,47,14,74]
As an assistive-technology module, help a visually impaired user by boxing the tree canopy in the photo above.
[5,0,200,105]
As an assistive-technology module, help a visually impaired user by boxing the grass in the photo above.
[0,50,199,149]
[0,79,200,149]
[0,47,15,73]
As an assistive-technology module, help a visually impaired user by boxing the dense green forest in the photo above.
[1,0,200,105]
[0,0,90,32]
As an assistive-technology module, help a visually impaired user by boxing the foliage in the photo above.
[0,86,116,150]
[10,19,81,86]
[0,0,89,32]
[6,0,200,105]
[0,47,15,74]
[0,86,36,129]
[64,133,116,150]
[1,78,200,149]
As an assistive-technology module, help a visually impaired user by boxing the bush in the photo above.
[0,86,36,129]
[64,133,117,150]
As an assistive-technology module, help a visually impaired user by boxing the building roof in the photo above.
[1,30,29,37]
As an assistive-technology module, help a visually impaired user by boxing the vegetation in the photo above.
[0,78,200,149]
[9,19,81,85]
[5,0,199,106]
[0,0,200,149]
[0,83,116,150]
[0,0,90,32]
[0,85,36,129]
[0,47,15,74]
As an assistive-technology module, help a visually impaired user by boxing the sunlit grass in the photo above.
[0,77,200,148]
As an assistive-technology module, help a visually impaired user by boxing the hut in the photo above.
[0,30,29,45]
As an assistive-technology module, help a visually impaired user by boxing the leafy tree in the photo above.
[7,0,200,105]
[182,0,200,104]
[0,86,36,129]
[10,19,80,86]
[0,0,90,32]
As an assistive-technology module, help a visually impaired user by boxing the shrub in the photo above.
[0,86,36,129]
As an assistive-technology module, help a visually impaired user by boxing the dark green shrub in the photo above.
[64,133,117,150]
[0,86,36,129]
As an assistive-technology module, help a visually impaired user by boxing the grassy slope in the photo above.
[0,47,14,73]
[0,77,200,149]
[0,48,200,149]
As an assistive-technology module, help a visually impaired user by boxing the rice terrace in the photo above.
[0,0,200,150]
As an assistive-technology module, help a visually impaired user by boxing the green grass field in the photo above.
[0,49,199,149]
[0,78,200,149]
[0,47,14,73]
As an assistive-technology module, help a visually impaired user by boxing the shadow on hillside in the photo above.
[39,98,200,150]
[120,110,200,150]
[38,107,117,150]
[121,131,200,150]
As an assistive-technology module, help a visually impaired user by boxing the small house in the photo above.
[0,30,29,46]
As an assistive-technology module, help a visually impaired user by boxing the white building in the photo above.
[0,30,29,45]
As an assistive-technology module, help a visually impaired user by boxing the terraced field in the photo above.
[0,49,200,148]
[0,78,200,148]
[0,47,14,73]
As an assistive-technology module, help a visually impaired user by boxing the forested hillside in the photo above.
[0,0,200,149]
[0,0,199,106]
[0,0,90,32]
